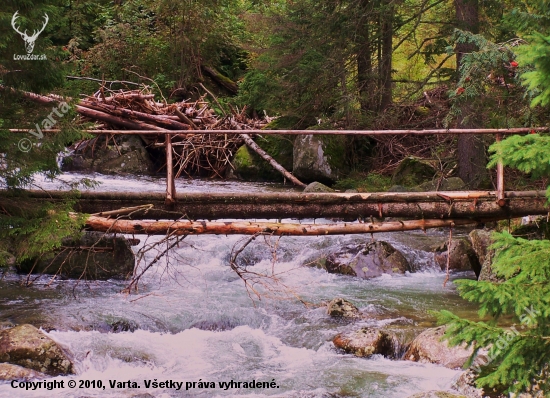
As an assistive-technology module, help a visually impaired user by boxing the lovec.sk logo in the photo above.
[11,11,48,60]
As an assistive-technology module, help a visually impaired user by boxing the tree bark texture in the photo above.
[6,190,548,221]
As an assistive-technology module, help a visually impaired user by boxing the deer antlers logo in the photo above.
[11,11,49,54]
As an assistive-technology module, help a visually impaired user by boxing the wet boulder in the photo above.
[326,298,361,318]
[0,363,46,381]
[434,238,481,276]
[17,232,135,280]
[303,181,335,193]
[404,326,473,369]
[318,241,410,279]
[452,370,484,398]
[333,327,396,358]
[469,229,501,282]
[0,324,74,376]
[62,135,154,175]
[293,134,347,184]
[391,157,437,187]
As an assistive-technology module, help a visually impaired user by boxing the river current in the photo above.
[0,173,479,397]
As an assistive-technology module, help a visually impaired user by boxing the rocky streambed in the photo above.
[0,174,507,397]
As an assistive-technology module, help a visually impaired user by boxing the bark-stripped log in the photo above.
[6,190,548,221]
[240,133,306,187]
[85,216,481,236]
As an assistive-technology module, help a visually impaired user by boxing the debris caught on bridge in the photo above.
[74,88,268,178]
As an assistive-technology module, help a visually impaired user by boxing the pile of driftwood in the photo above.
[75,88,267,178]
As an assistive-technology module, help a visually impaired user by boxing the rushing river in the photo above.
[0,173,480,397]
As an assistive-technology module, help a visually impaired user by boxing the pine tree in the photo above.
[437,4,550,393]
[0,1,85,267]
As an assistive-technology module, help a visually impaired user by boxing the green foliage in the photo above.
[333,173,392,192]
[517,33,550,107]
[0,1,89,267]
[488,134,550,179]
[439,27,550,390]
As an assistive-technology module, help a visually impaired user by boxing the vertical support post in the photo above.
[496,133,505,207]
[165,133,176,205]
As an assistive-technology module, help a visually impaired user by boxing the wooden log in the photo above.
[84,215,481,236]
[7,190,548,221]
[10,128,549,136]
[240,133,306,187]
[78,102,190,130]
[201,65,239,94]
[75,105,165,131]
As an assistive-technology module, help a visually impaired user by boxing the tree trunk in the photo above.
[8,189,548,221]
[84,215,481,236]
[357,0,375,112]
[379,0,394,110]
[454,0,488,189]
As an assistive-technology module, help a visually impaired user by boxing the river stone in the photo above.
[293,134,346,184]
[62,135,154,175]
[327,298,361,318]
[321,241,410,279]
[468,230,492,267]
[407,392,467,398]
[0,324,74,376]
[434,238,481,276]
[0,363,46,381]
[391,156,437,187]
[404,326,473,369]
[452,370,484,398]
[414,177,466,192]
[17,232,135,280]
[304,181,335,193]
[333,328,396,358]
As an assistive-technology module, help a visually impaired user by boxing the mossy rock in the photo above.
[0,324,74,376]
[333,327,396,358]
[391,157,437,187]
[0,363,46,381]
[230,135,294,182]
[303,182,335,193]
[327,298,361,318]
[293,134,348,184]
[17,232,135,280]
[313,241,410,279]
[415,177,466,192]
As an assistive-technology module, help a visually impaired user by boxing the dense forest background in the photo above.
[2,0,549,189]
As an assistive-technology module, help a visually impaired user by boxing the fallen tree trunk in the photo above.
[85,215,481,236]
[7,189,548,221]
[240,133,306,187]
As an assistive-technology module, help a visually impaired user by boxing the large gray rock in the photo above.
[468,230,493,267]
[333,327,396,358]
[404,326,473,369]
[316,241,410,279]
[434,238,481,276]
[326,298,361,318]
[303,181,335,193]
[0,363,46,381]
[17,232,135,280]
[391,157,437,187]
[0,324,74,376]
[293,134,347,184]
[62,135,154,175]
[452,370,484,398]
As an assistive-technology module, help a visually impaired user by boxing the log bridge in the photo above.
[6,127,550,236]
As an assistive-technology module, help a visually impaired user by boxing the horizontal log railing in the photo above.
[9,126,550,207]
[4,189,548,222]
